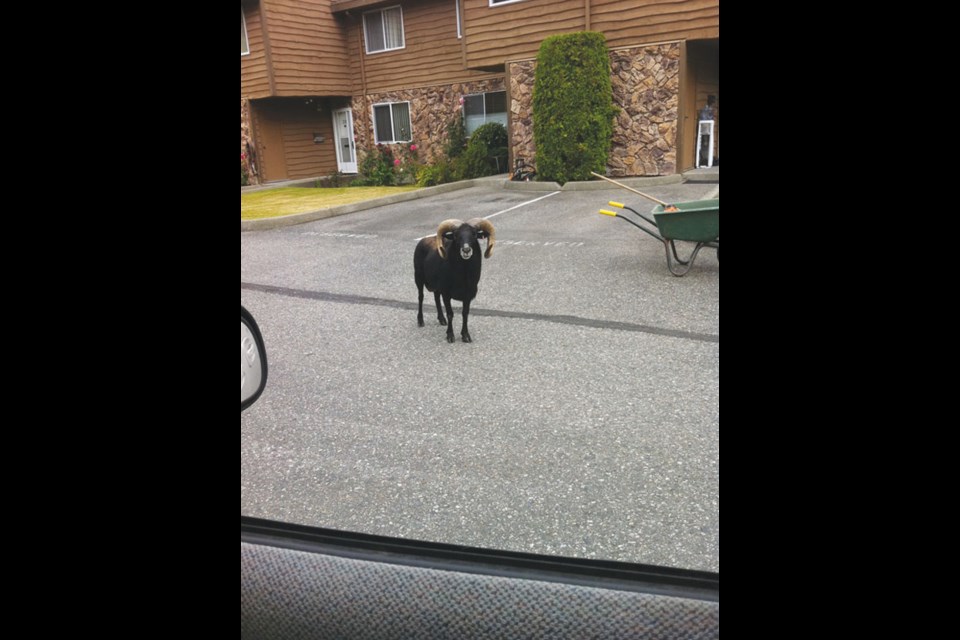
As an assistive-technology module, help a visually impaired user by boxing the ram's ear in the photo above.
[435,219,463,259]
[467,218,496,258]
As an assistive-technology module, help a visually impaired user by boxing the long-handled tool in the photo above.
[589,172,679,211]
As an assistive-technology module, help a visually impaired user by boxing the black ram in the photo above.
[414,218,496,343]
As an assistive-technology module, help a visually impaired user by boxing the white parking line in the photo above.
[497,240,585,247]
[413,191,560,241]
[301,231,378,238]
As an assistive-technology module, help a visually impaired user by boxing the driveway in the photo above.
[241,180,719,572]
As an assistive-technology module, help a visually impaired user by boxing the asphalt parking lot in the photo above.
[241,180,719,572]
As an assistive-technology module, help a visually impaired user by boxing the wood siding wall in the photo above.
[253,98,339,181]
[462,0,585,70]
[591,0,719,48]
[463,0,719,69]
[247,1,719,96]
[242,4,272,99]
[260,0,353,96]
[280,106,338,178]
[346,0,499,93]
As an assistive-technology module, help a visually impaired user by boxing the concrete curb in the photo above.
[241,180,481,231]
[501,174,684,192]
[241,172,714,231]
[682,168,720,184]
[241,177,323,194]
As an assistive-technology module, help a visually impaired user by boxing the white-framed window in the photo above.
[463,91,507,135]
[373,102,412,143]
[489,0,526,6]
[241,9,250,56]
[455,0,462,38]
[363,6,405,54]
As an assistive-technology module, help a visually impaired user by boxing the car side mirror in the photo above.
[241,306,268,411]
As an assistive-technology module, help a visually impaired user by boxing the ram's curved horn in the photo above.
[467,218,496,258]
[435,219,463,259]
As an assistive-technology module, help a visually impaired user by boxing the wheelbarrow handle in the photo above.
[596,209,663,241]
[608,201,658,228]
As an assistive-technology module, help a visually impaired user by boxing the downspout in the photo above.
[677,40,687,174]
[459,0,468,69]
[358,19,370,153]
[260,0,277,96]
[506,63,513,172]
[248,0,276,184]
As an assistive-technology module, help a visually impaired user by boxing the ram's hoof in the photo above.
[417,316,425,327]
[446,333,456,343]
[461,333,472,343]
[438,317,447,326]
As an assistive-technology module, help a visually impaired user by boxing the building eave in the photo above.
[331,0,395,14]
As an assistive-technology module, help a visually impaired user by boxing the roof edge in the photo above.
[331,0,392,14]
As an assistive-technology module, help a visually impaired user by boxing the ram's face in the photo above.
[436,218,493,260]
[444,225,477,261]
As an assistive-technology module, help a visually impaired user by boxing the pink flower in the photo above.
[241,153,246,160]
[394,158,401,166]
[409,144,418,151]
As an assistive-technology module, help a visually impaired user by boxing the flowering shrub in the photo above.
[241,153,249,186]
[395,143,421,185]
[353,144,397,186]
[353,143,422,186]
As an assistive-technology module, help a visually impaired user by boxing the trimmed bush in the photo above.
[445,112,467,159]
[532,31,618,185]
[460,122,507,179]
[417,159,455,187]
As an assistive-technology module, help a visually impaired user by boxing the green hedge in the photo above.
[532,31,618,185]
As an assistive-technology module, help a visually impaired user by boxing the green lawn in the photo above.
[241,186,421,220]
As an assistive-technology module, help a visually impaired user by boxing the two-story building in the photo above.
[241,0,718,184]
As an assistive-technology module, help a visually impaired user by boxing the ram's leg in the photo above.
[460,299,472,343]
[434,292,447,325]
[417,283,425,327]
[443,294,455,343]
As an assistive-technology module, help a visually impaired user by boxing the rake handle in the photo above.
[590,172,669,207]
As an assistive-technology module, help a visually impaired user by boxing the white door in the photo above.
[332,108,357,174]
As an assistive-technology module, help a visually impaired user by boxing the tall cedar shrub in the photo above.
[533,32,617,185]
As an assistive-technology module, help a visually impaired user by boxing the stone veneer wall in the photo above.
[508,42,681,177]
[352,78,507,167]
[609,43,680,176]
[508,60,537,170]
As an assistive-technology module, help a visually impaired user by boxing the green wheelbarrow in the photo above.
[590,172,718,277]
[598,199,719,276]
